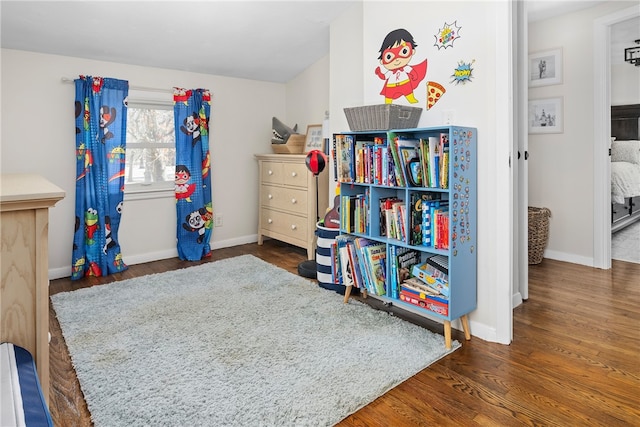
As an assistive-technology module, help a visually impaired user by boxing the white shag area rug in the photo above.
[51,255,459,427]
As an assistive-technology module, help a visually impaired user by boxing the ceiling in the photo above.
[1,1,637,83]
[0,1,357,83]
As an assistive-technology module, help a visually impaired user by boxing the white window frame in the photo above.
[125,96,175,201]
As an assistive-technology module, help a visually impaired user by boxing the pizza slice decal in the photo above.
[426,81,446,110]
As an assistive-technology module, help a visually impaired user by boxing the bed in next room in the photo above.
[611,104,640,233]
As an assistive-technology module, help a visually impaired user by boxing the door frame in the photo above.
[515,0,528,304]
[593,5,640,270]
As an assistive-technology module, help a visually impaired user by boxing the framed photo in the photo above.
[304,124,324,152]
[528,97,563,134]
[528,48,562,87]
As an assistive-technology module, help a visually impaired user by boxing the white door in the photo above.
[511,1,528,308]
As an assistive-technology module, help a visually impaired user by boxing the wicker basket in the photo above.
[343,104,422,131]
[528,207,551,265]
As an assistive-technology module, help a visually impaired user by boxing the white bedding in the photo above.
[611,161,640,205]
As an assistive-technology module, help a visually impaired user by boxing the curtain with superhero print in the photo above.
[71,76,129,280]
[173,88,213,260]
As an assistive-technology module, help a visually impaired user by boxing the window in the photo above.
[125,99,175,196]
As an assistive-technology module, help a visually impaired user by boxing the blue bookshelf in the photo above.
[335,126,477,348]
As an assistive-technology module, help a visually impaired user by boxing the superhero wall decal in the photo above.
[375,28,427,105]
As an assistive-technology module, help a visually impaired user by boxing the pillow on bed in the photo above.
[611,140,640,164]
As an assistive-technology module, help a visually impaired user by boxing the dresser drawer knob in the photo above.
[268,218,273,224]
[268,194,273,199]
[291,198,297,204]
[291,172,297,177]
[291,224,297,230]
[268,170,273,175]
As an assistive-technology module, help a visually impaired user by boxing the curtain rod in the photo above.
[60,77,173,94]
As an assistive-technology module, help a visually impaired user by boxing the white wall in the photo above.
[1,48,287,278]
[612,62,640,106]
[330,1,514,344]
[329,2,364,198]
[528,1,637,266]
[286,54,330,134]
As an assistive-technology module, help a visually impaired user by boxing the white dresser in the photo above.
[1,174,65,403]
[255,154,328,259]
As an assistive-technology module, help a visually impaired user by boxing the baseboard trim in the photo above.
[49,235,260,280]
[542,249,594,268]
[210,234,258,250]
[512,291,523,308]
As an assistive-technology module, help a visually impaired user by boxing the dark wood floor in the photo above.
[49,240,640,426]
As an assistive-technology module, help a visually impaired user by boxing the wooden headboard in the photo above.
[611,104,640,140]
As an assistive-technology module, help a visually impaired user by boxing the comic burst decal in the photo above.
[434,21,461,50]
[451,60,475,84]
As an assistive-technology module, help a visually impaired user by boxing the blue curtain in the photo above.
[71,76,129,280]
[173,88,213,260]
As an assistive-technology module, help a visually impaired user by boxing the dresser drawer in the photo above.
[261,161,283,185]
[282,162,308,188]
[261,185,308,215]
[261,209,308,240]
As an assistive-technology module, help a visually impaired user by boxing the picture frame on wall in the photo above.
[304,124,323,153]
[528,97,563,134]
[528,48,562,87]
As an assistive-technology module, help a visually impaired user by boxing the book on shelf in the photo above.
[385,145,397,187]
[421,134,450,189]
[386,135,404,186]
[389,246,422,299]
[401,277,448,303]
[421,200,449,248]
[419,138,430,187]
[428,136,439,188]
[330,240,342,284]
[433,206,450,250]
[392,136,423,187]
[355,238,387,296]
[335,236,387,295]
[354,139,374,184]
[410,192,440,246]
[439,133,449,189]
[381,199,405,241]
[342,191,369,235]
[346,238,366,290]
[411,257,450,297]
[336,134,355,183]
[336,235,355,288]
[399,146,422,187]
[340,195,354,233]
[399,291,449,316]
[352,238,373,293]
[379,197,400,238]
[427,254,449,275]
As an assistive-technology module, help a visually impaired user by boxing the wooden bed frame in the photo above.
[611,104,640,233]
[1,174,65,405]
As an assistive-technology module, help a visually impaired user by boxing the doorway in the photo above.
[593,5,640,269]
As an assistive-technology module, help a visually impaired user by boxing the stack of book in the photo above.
[407,193,449,249]
[379,197,405,241]
[331,235,387,296]
[388,246,421,299]
[341,191,369,234]
[397,255,449,315]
